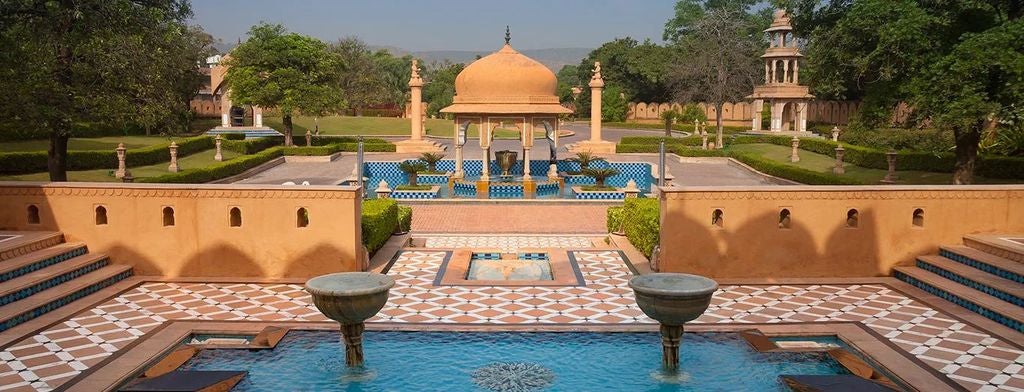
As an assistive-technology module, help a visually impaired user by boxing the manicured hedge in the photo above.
[618,198,660,258]
[362,198,399,254]
[141,147,283,184]
[396,205,413,233]
[0,136,213,174]
[729,151,864,185]
[606,206,623,233]
[222,137,282,154]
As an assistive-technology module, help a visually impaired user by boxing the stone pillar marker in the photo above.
[214,135,224,162]
[589,61,604,144]
[624,179,640,198]
[831,126,840,142]
[167,142,179,173]
[701,131,708,150]
[375,180,392,199]
[881,150,899,183]
[394,60,442,153]
[305,130,312,147]
[115,143,127,179]
[253,106,263,127]
[833,145,846,175]
[790,136,800,162]
[547,164,558,180]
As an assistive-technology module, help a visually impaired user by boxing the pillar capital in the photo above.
[409,59,424,88]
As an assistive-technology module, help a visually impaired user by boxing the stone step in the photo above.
[894,266,1023,333]
[0,242,89,283]
[964,234,1024,263]
[916,255,1024,307]
[0,264,132,332]
[940,245,1024,284]
[0,231,64,262]
[0,253,109,306]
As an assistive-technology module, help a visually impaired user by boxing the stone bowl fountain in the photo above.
[306,272,395,367]
[628,273,718,370]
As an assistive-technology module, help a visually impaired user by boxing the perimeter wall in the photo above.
[658,186,1024,278]
[0,183,363,278]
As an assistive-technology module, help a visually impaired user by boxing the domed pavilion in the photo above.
[440,32,572,189]
[747,9,814,134]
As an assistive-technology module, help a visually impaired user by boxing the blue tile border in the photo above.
[939,248,1023,284]
[0,246,87,283]
[0,268,133,332]
[915,258,1022,307]
[0,258,110,306]
[895,270,1023,333]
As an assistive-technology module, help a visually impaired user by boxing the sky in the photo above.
[189,0,678,51]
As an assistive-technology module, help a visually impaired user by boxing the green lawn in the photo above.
[0,149,241,182]
[729,143,1013,184]
[0,136,186,153]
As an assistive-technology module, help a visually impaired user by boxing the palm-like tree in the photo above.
[582,167,620,187]
[398,161,427,186]
[419,152,445,172]
[568,151,606,171]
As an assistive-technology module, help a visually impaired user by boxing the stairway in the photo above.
[0,231,132,332]
[894,234,1024,333]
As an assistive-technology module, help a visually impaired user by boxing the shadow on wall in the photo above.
[667,206,884,278]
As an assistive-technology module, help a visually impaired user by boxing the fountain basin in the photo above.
[305,272,395,325]
[629,273,718,326]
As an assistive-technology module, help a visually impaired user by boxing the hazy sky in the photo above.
[189,0,678,51]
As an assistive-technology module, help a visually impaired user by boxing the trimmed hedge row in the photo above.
[362,198,399,254]
[607,206,623,233]
[729,151,863,185]
[396,205,413,233]
[0,136,214,174]
[221,137,283,154]
[617,198,660,258]
[141,147,284,184]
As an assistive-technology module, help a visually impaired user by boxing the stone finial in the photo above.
[409,59,422,86]
[790,136,800,163]
[589,62,604,87]
[831,126,840,142]
[881,150,898,183]
[115,142,127,179]
[167,141,179,173]
[833,145,845,175]
[623,179,640,198]
[305,130,312,147]
[547,163,559,180]
[701,132,709,150]
[214,135,223,162]
[505,25,511,45]
[375,180,392,199]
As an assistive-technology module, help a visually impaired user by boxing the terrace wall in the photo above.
[0,183,363,278]
[658,186,1024,278]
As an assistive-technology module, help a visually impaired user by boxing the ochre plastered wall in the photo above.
[658,186,1024,278]
[0,183,363,278]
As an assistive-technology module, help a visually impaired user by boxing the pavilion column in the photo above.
[752,99,763,132]
[221,91,231,127]
[793,61,799,84]
[589,62,605,143]
[783,61,789,83]
[253,106,263,127]
[481,147,490,179]
[523,147,531,177]
[764,63,770,84]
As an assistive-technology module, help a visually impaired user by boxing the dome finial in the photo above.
[505,26,511,45]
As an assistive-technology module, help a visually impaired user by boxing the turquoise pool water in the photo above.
[178,331,850,391]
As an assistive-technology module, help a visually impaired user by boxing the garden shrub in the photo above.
[0,136,213,174]
[729,151,864,185]
[361,198,398,254]
[141,147,283,184]
[222,137,282,154]
[606,206,623,233]
[620,198,660,258]
[223,133,246,140]
[396,205,413,233]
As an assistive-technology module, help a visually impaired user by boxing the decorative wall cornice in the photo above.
[0,185,359,200]
[662,188,1022,201]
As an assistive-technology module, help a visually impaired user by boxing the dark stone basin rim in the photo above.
[305,272,396,297]
[628,273,718,298]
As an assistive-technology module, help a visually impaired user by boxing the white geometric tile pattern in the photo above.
[0,250,1021,391]
[422,236,593,252]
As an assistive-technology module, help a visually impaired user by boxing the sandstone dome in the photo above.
[441,44,571,114]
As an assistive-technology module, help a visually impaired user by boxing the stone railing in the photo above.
[658,185,1024,278]
[628,101,861,125]
[0,183,363,278]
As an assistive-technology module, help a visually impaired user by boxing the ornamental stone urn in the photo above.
[306,272,395,367]
[629,273,718,370]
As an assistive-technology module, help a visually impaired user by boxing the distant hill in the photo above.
[374,46,592,72]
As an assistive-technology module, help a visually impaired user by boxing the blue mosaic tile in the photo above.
[0,246,87,283]
[939,248,1023,284]
[916,258,1022,307]
[574,191,626,200]
[895,271,1023,333]
[391,189,439,199]
[0,268,132,332]
[0,257,110,306]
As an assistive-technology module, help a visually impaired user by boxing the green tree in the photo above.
[577,38,674,102]
[422,60,464,118]
[0,0,208,180]
[556,64,580,104]
[801,0,1022,182]
[603,86,629,122]
[374,52,414,109]
[667,8,762,149]
[225,23,344,146]
[329,37,391,116]
[663,0,768,43]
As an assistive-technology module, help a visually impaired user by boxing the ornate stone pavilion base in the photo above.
[394,139,445,153]
[567,140,616,154]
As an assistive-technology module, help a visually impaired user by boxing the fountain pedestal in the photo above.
[305,272,395,367]
[629,273,718,370]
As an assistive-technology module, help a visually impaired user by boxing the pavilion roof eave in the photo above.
[440,103,573,115]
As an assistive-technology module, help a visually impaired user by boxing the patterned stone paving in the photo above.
[0,249,1021,391]
[421,236,594,252]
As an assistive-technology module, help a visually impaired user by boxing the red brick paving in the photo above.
[409,203,609,233]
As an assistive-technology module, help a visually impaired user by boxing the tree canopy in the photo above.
[0,0,212,180]
[225,23,344,145]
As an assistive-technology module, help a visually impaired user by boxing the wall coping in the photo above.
[0,182,363,199]
[660,185,1024,193]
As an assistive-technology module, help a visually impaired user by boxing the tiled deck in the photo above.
[0,249,1021,391]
